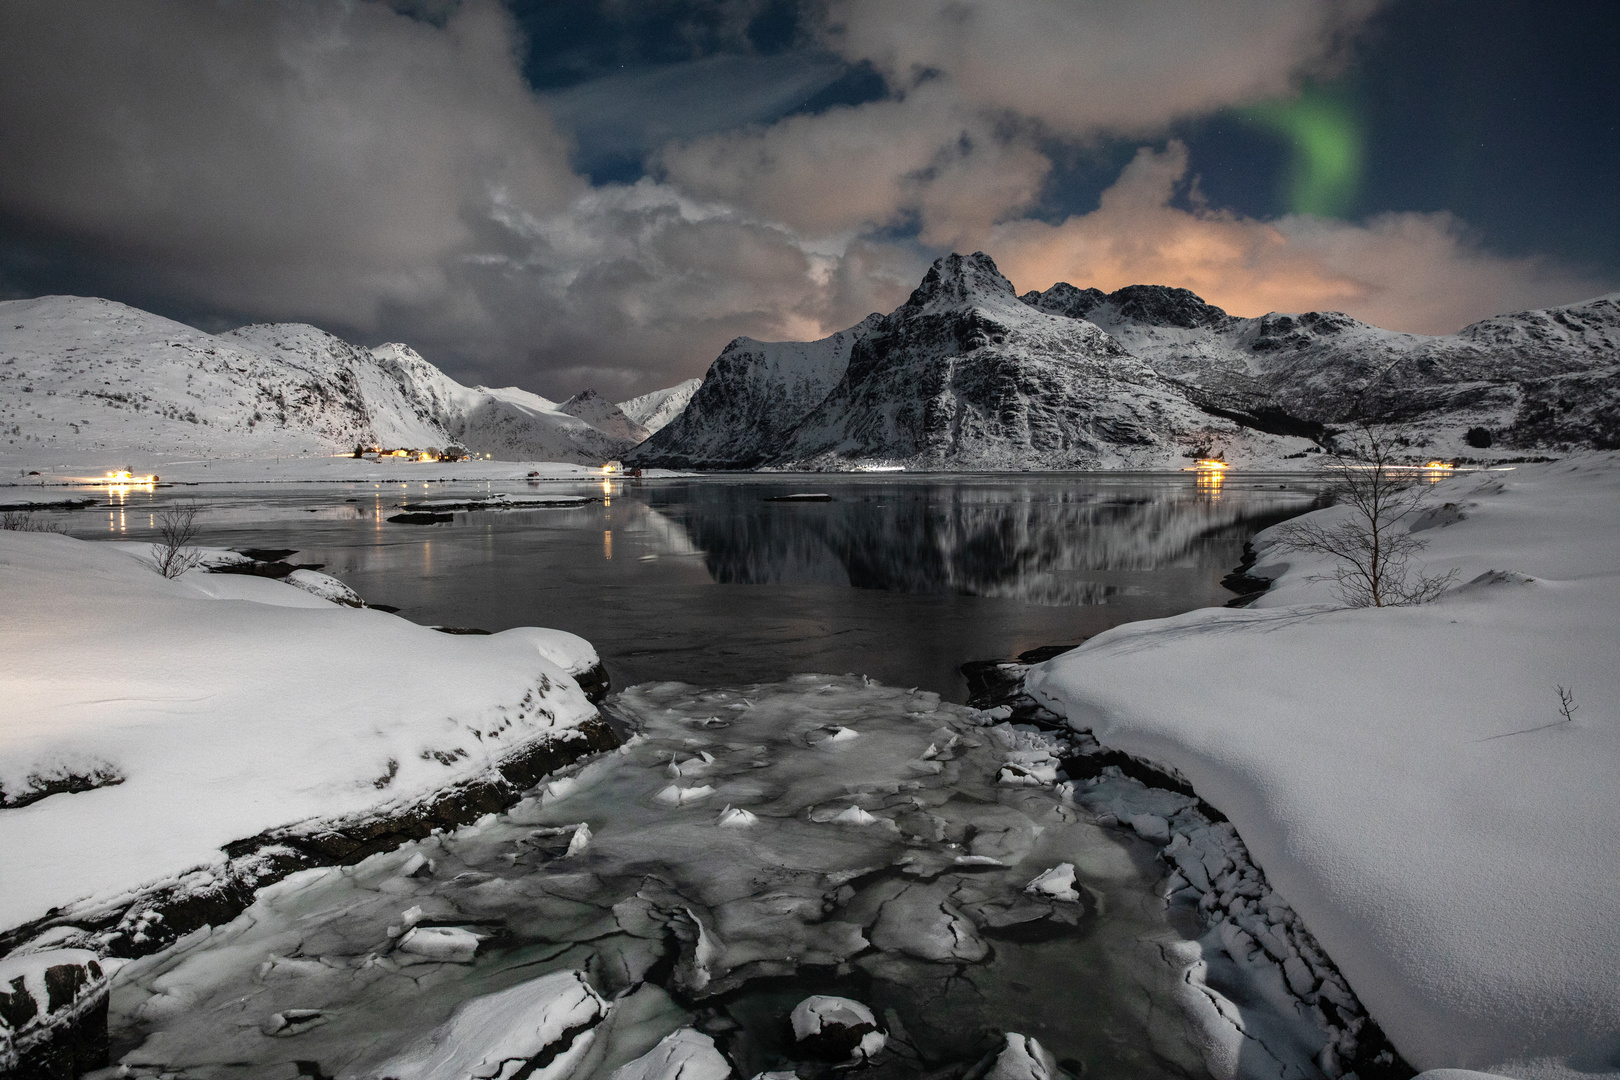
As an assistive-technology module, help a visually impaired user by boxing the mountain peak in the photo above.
[561,388,650,443]
[905,252,1018,311]
[1023,282,1228,329]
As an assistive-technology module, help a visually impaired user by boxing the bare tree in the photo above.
[1272,423,1457,607]
[151,503,205,578]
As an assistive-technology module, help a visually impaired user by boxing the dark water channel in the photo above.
[54,473,1328,1080]
[71,472,1317,700]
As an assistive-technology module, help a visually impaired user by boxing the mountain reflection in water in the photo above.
[648,479,1317,606]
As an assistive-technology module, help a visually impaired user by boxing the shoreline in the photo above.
[966,646,1414,1080]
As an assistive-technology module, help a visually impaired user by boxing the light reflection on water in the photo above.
[59,474,1318,699]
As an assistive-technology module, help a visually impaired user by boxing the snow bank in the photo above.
[1028,457,1620,1077]
[0,531,601,931]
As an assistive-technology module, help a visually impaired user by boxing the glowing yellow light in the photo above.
[1423,460,1454,470]
[1194,459,1229,471]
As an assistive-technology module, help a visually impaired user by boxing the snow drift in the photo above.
[1028,457,1620,1077]
[0,530,603,932]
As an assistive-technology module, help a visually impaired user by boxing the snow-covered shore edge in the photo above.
[1026,457,1620,1080]
[0,532,625,1075]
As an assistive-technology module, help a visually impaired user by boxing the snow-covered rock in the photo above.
[370,969,609,1080]
[617,378,703,438]
[610,1027,731,1080]
[0,530,603,934]
[1028,457,1620,1077]
[790,995,885,1061]
[982,1033,1062,1080]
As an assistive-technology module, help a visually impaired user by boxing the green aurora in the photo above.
[1243,90,1364,218]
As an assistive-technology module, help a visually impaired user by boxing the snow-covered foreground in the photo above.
[93,677,1340,1080]
[0,531,604,934]
[1029,457,1620,1078]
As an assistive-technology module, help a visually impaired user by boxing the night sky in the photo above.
[1,0,1614,399]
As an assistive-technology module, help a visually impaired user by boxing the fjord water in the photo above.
[72,472,1315,699]
[62,474,1321,1078]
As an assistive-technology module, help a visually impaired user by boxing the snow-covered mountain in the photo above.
[635,255,1272,470]
[617,377,702,437]
[634,253,1620,471]
[631,315,883,468]
[1023,282,1620,451]
[774,254,1226,469]
[559,388,649,444]
[0,297,644,465]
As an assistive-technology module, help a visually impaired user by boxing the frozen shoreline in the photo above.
[1028,456,1620,1079]
[0,533,617,948]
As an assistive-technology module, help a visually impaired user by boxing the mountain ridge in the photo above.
[634,254,1620,470]
[0,296,692,467]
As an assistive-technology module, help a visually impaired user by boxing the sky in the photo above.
[0,0,1615,400]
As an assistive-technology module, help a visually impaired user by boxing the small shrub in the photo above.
[0,510,65,533]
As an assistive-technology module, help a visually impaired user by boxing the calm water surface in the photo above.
[72,472,1317,698]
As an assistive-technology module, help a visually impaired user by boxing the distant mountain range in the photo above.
[633,253,1620,470]
[4,259,1615,473]
[0,297,700,466]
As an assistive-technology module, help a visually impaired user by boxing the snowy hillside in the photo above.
[617,377,702,436]
[631,315,883,468]
[1024,283,1620,452]
[0,296,640,468]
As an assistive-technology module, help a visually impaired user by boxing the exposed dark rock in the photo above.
[0,956,111,1080]
[387,512,452,524]
[232,547,298,562]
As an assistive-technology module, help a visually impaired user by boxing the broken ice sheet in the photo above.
[103,674,1324,1080]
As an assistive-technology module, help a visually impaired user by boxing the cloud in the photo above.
[991,143,1614,334]
[658,83,1051,243]
[0,0,580,325]
[543,51,848,178]
[821,0,1380,136]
